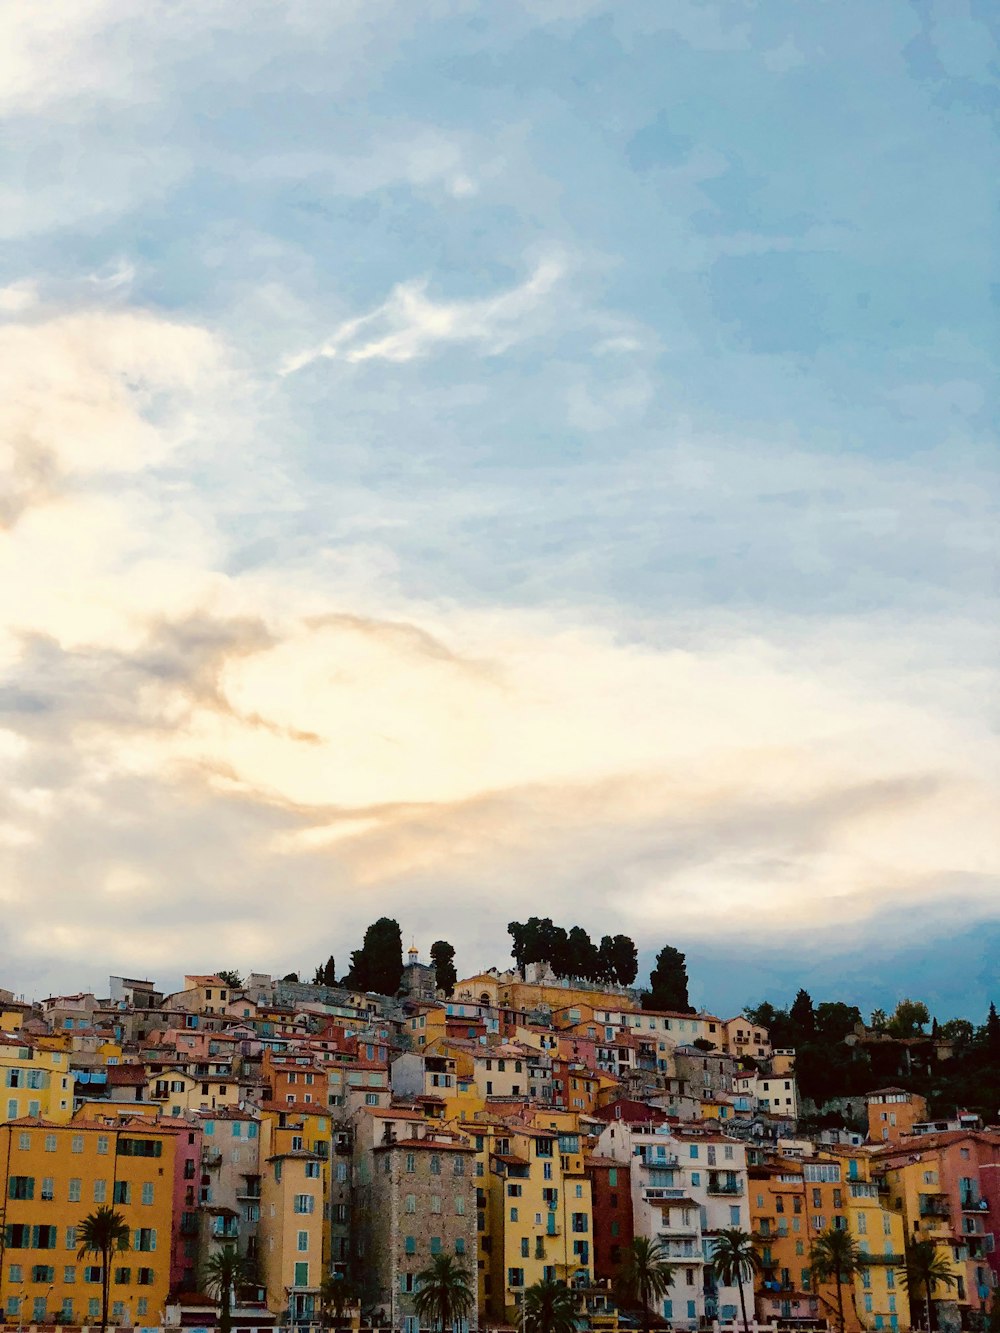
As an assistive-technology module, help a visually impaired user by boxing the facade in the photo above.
[585,1155,632,1282]
[596,1121,750,1329]
[355,1129,477,1332]
[0,1118,175,1327]
[866,1088,929,1143]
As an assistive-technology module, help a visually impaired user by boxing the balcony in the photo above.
[708,1176,743,1196]
[637,1148,679,1166]
[202,1148,223,1168]
[961,1193,989,1213]
[919,1197,950,1219]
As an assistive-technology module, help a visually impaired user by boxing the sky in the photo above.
[0,0,997,1020]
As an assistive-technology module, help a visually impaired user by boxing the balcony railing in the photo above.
[708,1178,743,1195]
[961,1194,988,1212]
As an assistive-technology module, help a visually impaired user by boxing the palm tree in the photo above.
[76,1206,130,1333]
[810,1228,864,1333]
[320,1273,361,1327]
[204,1245,249,1333]
[618,1237,674,1333]
[711,1228,762,1333]
[413,1254,474,1332]
[523,1279,579,1333]
[899,1240,957,1331]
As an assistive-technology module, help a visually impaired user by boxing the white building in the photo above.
[596,1121,750,1330]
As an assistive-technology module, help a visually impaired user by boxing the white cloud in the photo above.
[282,256,567,371]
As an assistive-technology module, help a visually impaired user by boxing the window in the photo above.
[85,1267,103,1284]
[455,1196,465,1215]
[97,1136,109,1155]
[115,1267,131,1285]
[508,1268,525,1289]
[406,1154,416,1174]
[297,1231,309,1252]
[430,1237,442,1255]
[405,1194,416,1214]
[66,1227,76,1251]
[142,1182,154,1206]
[9,1177,34,1200]
[134,1229,157,1252]
[510,1207,519,1222]
[63,1267,75,1284]
[113,1181,130,1204]
[430,1155,441,1175]
[305,1162,320,1178]
[94,1179,107,1203]
[45,1135,57,1153]
[293,1195,315,1214]
[405,1236,416,1255]
[430,1196,441,1214]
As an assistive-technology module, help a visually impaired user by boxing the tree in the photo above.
[77,1206,130,1333]
[523,1279,579,1333]
[567,926,600,981]
[939,1018,973,1046]
[217,970,244,988]
[346,918,404,995]
[899,1240,957,1331]
[887,998,930,1038]
[430,941,457,996]
[789,989,816,1041]
[204,1245,249,1333]
[319,1274,360,1327]
[987,1002,1000,1058]
[608,934,639,986]
[412,1254,474,1331]
[644,946,693,1013]
[281,971,299,983]
[870,1008,889,1032]
[710,1229,761,1333]
[618,1236,673,1333]
[815,1002,863,1044]
[811,1228,864,1333]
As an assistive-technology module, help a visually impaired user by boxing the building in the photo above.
[0,1038,74,1123]
[0,1117,176,1327]
[866,1088,929,1144]
[585,1155,632,1283]
[354,1124,477,1333]
[596,1121,750,1329]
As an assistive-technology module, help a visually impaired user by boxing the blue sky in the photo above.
[0,0,997,1018]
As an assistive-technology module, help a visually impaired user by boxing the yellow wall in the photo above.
[0,1121,174,1327]
[0,1046,73,1123]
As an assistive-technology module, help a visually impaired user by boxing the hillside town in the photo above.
[0,927,997,1333]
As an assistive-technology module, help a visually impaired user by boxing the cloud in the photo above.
[282,256,567,371]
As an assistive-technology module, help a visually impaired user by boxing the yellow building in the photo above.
[874,1144,965,1324]
[470,1117,593,1323]
[0,1039,73,1124]
[145,1070,242,1116]
[258,1138,326,1322]
[0,1118,175,1327]
[807,1151,911,1332]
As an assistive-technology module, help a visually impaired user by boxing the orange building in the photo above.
[866,1088,928,1144]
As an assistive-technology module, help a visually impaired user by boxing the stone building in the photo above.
[355,1118,477,1332]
